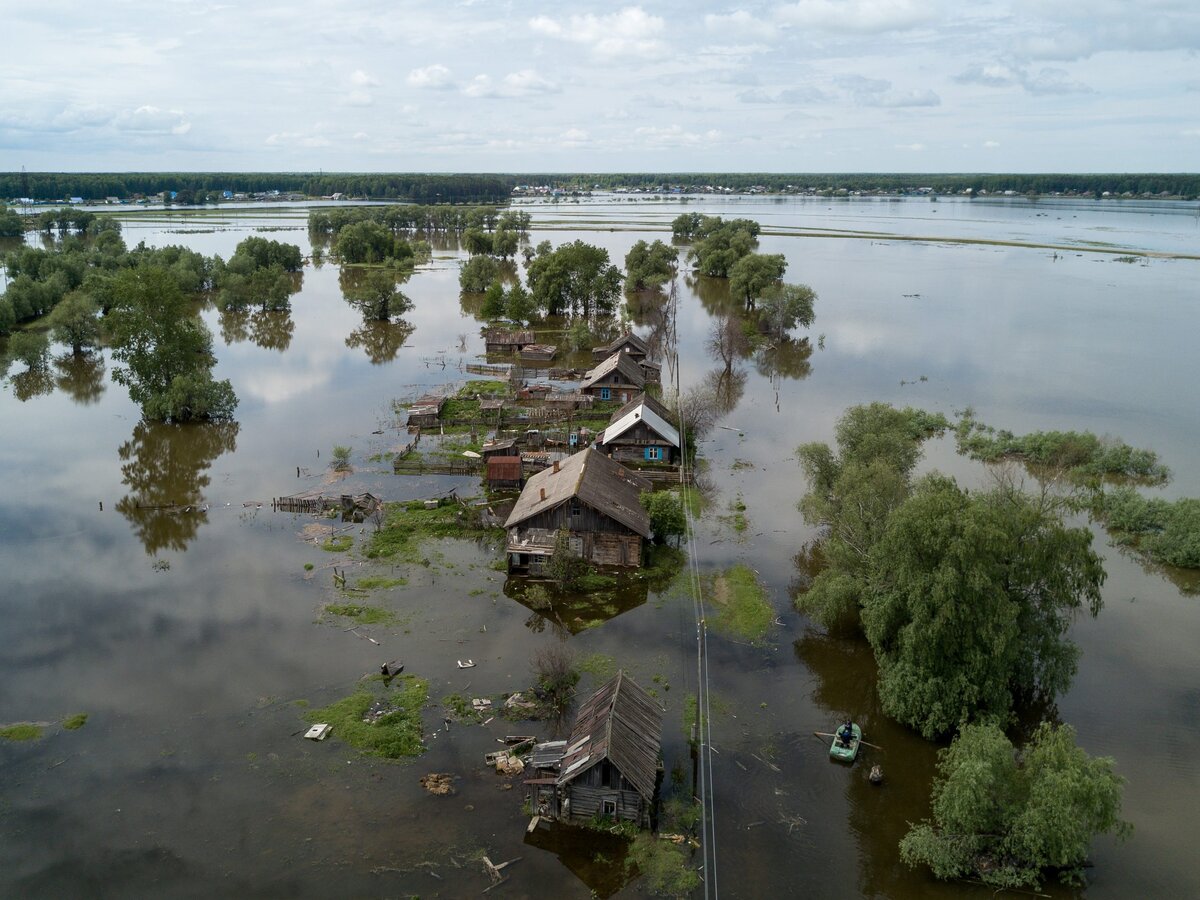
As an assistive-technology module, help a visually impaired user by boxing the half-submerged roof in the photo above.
[556,670,663,800]
[581,352,646,390]
[595,331,649,357]
[600,394,680,448]
[503,447,651,537]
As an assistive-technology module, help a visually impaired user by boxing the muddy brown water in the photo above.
[1,196,1199,898]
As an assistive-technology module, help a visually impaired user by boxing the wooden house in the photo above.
[485,328,536,353]
[525,671,663,828]
[482,438,520,459]
[406,395,446,428]
[592,332,649,362]
[519,343,558,364]
[596,393,680,465]
[504,448,651,573]
[580,352,646,404]
[638,359,662,385]
[543,391,593,412]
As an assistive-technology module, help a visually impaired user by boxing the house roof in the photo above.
[599,397,680,449]
[581,352,646,390]
[484,328,535,345]
[503,447,651,537]
[606,392,672,427]
[556,670,663,800]
[595,331,649,357]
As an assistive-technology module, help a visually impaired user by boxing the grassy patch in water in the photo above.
[325,603,395,625]
[0,724,44,741]
[322,534,353,552]
[459,379,509,396]
[1091,488,1200,569]
[355,575,408,590]
[578,653,618,682]
[441,693,485,722]
[955,412,1170,484]
[62,713,88,731]
[366,499,488,561]
[306,675,428,759]
[708,564,773,642]
[626,832,702,897]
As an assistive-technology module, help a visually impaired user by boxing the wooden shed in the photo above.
[519,343,558,363]
[638,359,662,384]
[485,328,536,353]
[525,671,663,828]
[487,455,523,488]
[504,448,651,573]
[580,352,646,405]
[596,393,681,465]
[592,332,649,362]
[406,395,446,428]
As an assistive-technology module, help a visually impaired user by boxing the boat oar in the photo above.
[814,731,885,751]
[814,731,836,738]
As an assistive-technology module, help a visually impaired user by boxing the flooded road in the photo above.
[1,196,1198,898]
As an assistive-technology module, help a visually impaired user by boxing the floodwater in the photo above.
[1,196,1198,898]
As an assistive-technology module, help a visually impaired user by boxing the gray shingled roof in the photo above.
[595,332,649,357]
[503,448,651,537]
[581,352,646,390]
[556,670,663,800]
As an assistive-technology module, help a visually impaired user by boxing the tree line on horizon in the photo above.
[3,171,1199,203]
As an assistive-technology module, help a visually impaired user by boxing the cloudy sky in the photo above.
[1,0,1197,172]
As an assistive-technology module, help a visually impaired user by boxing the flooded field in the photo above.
[1,195,1198,898]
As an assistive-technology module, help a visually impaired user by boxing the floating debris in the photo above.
[304,724,332,741]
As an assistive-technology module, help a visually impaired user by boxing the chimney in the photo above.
[553,460,560,473]
[539,487,546,501]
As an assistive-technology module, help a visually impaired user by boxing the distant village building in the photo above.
[525,670,663,828]
[592,331,649,362]
[519,343,558,363]
[595,393,680,465]
[580,352,646,404]
[504,448,651,573]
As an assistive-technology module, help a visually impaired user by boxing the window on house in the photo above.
[601,799,617,816]
[600,387,611,400]
[645,447,662,461]
[569,499,581,518]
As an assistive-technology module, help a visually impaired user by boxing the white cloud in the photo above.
[894,142,925,151]
[633,124,723,148]
[561,128,590,146]
[984,139,1000,148]
[503,69,559,96]
[114,105,190,135]
[407,64,454,89]
[835,75,939,107]
[529,6,667,58]
[775,0,938,33]
[463,74,494,98]
[1023,67,1092,95]
[703,10,778,41]
[350,69,379,87]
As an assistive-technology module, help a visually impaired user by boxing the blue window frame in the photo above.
[600,387,611,400]
[645,447,662,461]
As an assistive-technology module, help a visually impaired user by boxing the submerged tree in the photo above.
[107,266,237,422]
[343,269,413,321]
[526,240,623,319]
[863,474,1105,737]
[624,239,678,291]
[900,722,1129,889]
[46,290,102,354]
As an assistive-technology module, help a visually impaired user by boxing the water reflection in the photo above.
[219,305,295,352]
[53,351,106,404]
[503,577,649,635]
[9,365,54,402]
[344,319,414,365]
[754,335,813,382]
[523,822,633,898]
[116,420,240,555]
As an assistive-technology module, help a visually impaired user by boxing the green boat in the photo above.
[829,723,862,763]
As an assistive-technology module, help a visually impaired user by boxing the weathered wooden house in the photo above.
[519,343,558,363]
[580,352,646,404]
[524,671,663,827]
[482,438,520,459]
[504,448,651,573]
[592,332,649,362]
[543,391,593,412]
[638,359,662,385]
[596,393,681,465]
[485,329,536,353]
[406,395,446,428]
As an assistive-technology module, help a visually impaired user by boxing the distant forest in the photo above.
[2,171,1198,202]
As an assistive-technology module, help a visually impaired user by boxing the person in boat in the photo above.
[838,720,854,747]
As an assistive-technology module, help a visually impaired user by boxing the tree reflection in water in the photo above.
[345,319,414,365]
[53,351,106,405]
[219,305,295,352]
[9,366,55,402]
[116,420,240,555]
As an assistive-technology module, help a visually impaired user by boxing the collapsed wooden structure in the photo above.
[524,671,663,828]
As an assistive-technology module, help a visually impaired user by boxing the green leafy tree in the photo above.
[462,227,494,256]
[757,283,816,339]
[6,330,50,371]
[459,255,501,293]
[492,227,520,258]
[900,722,1129,889]
[334,220,398,264]
[688,217,760,277]
[526,240,622,319]
[504,282,536,325]
[729,252,786,310]
[546,528,588,590]
[795,403,950,626]
[641,490,686,542]
[625,239,679,290]
[46,290,101,354]
[480,280,507,319]
[107,266,237,422]
[0,204,23,237]
[864,475,1105,737]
